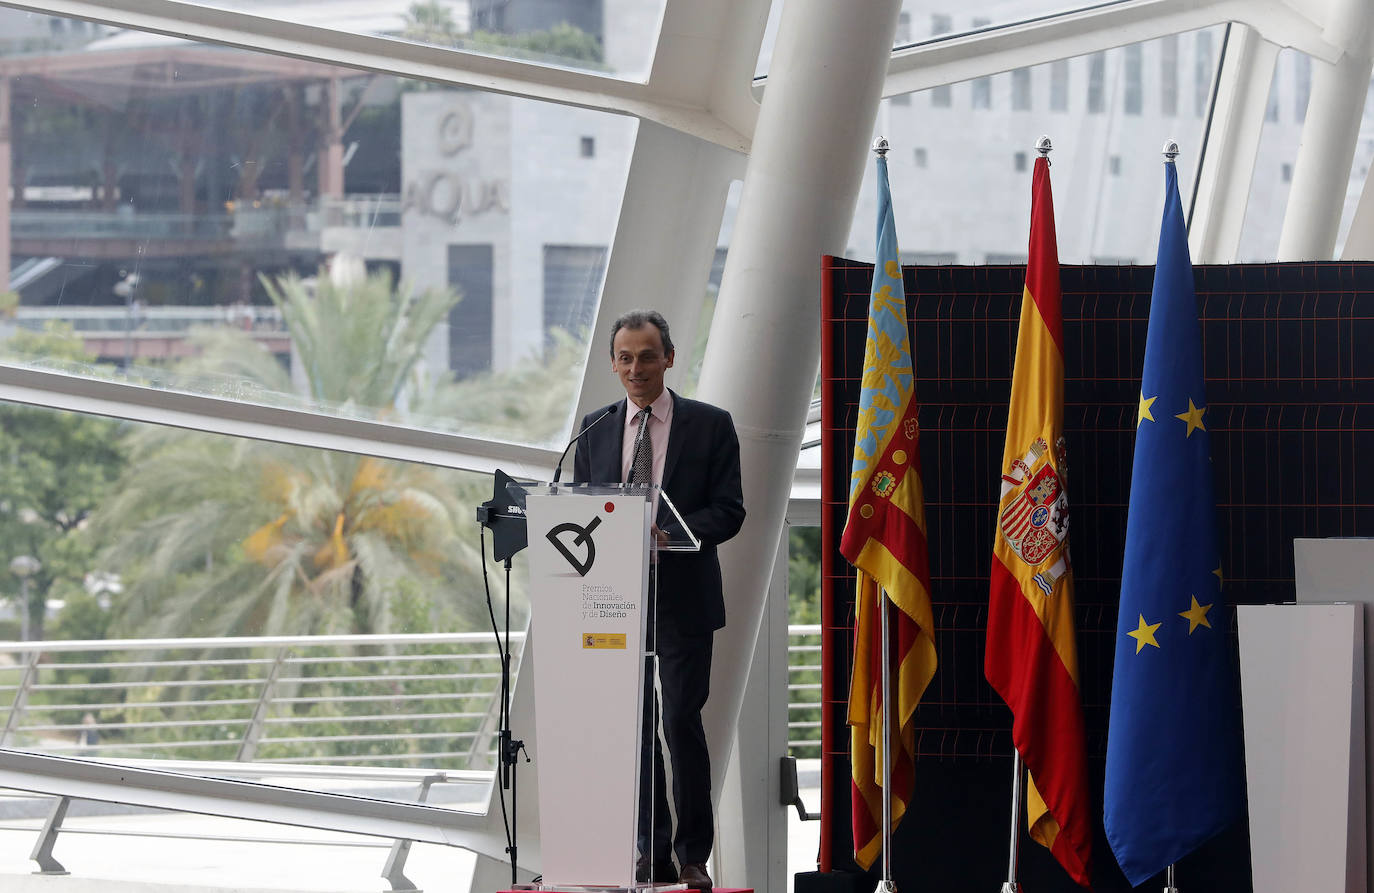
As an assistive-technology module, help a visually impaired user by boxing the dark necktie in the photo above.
[629,406,653,485]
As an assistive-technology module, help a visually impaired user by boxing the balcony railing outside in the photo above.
[0,626,824,768]
[7,194,403,246]
[12,210,233,241]
[15,305,287,334]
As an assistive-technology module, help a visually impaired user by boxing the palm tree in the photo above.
[94,266,502,638]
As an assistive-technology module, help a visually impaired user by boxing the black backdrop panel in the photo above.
[818,259,1374,892]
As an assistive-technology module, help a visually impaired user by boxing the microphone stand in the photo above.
[497,552,528,888]
[477,476,530,889]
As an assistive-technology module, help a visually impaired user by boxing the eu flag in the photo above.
[1103,158,1245,886]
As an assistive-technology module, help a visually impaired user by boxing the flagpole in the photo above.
[1163,863,1178,893]
[875,586,897,893]
[869,134,898,893]
[999,750,1023,893]
[996,134,1054,893]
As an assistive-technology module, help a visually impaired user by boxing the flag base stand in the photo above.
[999,884,1021,892]
[872,881,897,893]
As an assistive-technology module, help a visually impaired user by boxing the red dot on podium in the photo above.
[604,502,615,512]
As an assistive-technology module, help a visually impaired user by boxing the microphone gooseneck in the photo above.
[551,402,620,482]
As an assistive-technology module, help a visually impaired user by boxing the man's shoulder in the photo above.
[670,391,733,424]
[582,399,623,426]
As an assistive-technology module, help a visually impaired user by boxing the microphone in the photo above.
[552,402,620,483]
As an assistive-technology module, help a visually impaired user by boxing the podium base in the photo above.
[502,887,754,892]
[503,885,687,892]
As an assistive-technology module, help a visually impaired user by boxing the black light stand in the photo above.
[476,469,530,889]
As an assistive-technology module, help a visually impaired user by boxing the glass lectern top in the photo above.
[509,482,701,553]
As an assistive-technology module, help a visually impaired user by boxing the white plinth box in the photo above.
[1239,602,1366,893]
[524,492,651,888]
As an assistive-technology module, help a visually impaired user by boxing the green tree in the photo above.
[93,268,499,638]
[422,327,583,446]
[0,324,125,639]
[468,22,604,65]
[788,526,822,625]
[401,3,603,66]
[402,1,459,45]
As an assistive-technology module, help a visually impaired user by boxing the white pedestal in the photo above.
[1239,589,1367,893]
[524,493,652,888]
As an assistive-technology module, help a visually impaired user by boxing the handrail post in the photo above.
[238,646,289,761]
[380,773,442,891]
[2,650,41,747]
[30,795,71,875]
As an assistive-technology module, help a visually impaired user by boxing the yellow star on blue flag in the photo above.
[1104,159,1245,886]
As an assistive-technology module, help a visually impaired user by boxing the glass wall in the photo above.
[756,0,1138,77]
[0,396,522,779]
[144,0,666,80]
[1335,72,1374,257]
[1237,49,1307,261]
[0,9,637,448]
[846,28,1227,265]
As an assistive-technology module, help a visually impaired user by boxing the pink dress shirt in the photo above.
[621,389,673,485]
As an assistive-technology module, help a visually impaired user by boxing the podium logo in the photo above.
[546,516,602,576]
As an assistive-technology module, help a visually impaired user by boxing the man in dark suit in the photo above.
[573,309,745,891]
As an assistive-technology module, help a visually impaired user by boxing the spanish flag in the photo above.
[984,153,1093,887]
[842,149,937,870]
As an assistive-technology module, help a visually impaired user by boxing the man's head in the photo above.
[609,309,675,407]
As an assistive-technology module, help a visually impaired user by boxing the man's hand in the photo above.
[651,525,670,549]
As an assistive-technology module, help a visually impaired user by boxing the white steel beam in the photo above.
[694,1,902,872]
[1277,0,1374,260]
[0,364,558,479]
[568,121,744,438]
[1340,161,1374,260]
[0,0,751,151]
[1189,25,1281,263]
[648,0,769,146]
[0,749,502,849]
[877,0,1338,96]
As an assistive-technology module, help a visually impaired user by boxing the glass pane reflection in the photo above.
[0,396,525,780]
[183,0,666,80]
[845,28,1225,266]
[0,10,638,448]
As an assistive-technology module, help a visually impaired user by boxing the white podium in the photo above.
[517,483,697,890]
[1239,601,1366,893]
[1238,537,1374,893]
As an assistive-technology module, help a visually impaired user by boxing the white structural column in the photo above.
[1189,25,1280,263]
[716,533,790,893]
[1341,165,1374,259]
[568,121,743,430]
[1276,0,1374,261]
[694,0,903,843]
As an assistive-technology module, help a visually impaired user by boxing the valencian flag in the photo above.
[985,153,1093,888]
[1104,157,1245,886]
[842,148,938,870]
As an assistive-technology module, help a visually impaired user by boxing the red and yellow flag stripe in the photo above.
[842,154,937,871]
[985,155,1093,888]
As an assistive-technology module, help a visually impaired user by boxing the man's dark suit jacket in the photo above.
[573,389,746,634]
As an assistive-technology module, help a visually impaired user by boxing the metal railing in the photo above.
[0,625,825,768]
[7,193,403,247]
[12,209,233,241]
[16,305,287,334]
[0,633,507,769]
